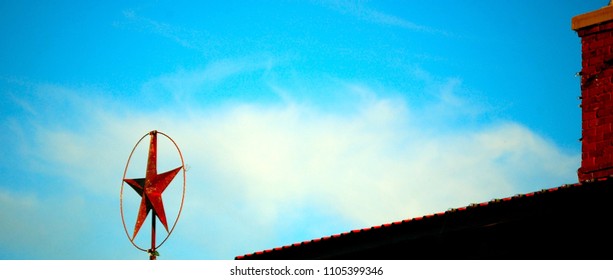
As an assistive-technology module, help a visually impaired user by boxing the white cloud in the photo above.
[1,65,580,259]
[0,189,98,259]
[140,55,277,105]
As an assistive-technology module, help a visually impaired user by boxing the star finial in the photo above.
[123,130,182,240]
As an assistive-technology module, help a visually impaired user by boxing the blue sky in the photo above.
[0,0,604,260]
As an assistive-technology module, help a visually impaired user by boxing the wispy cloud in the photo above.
[316,0,448,35]
[116,9,213,53]
[140,55,279,105]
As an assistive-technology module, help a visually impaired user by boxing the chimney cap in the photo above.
[572,5,613,30]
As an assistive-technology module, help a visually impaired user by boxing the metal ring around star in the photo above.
[119,131,186,252]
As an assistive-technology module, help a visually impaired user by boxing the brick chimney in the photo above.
[573,3,613,182]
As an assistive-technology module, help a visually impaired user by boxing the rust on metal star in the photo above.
[123,130,182,240]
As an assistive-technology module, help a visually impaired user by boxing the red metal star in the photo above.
[123,131,182,240]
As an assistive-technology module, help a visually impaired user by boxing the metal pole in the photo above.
[150,211,157,260]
